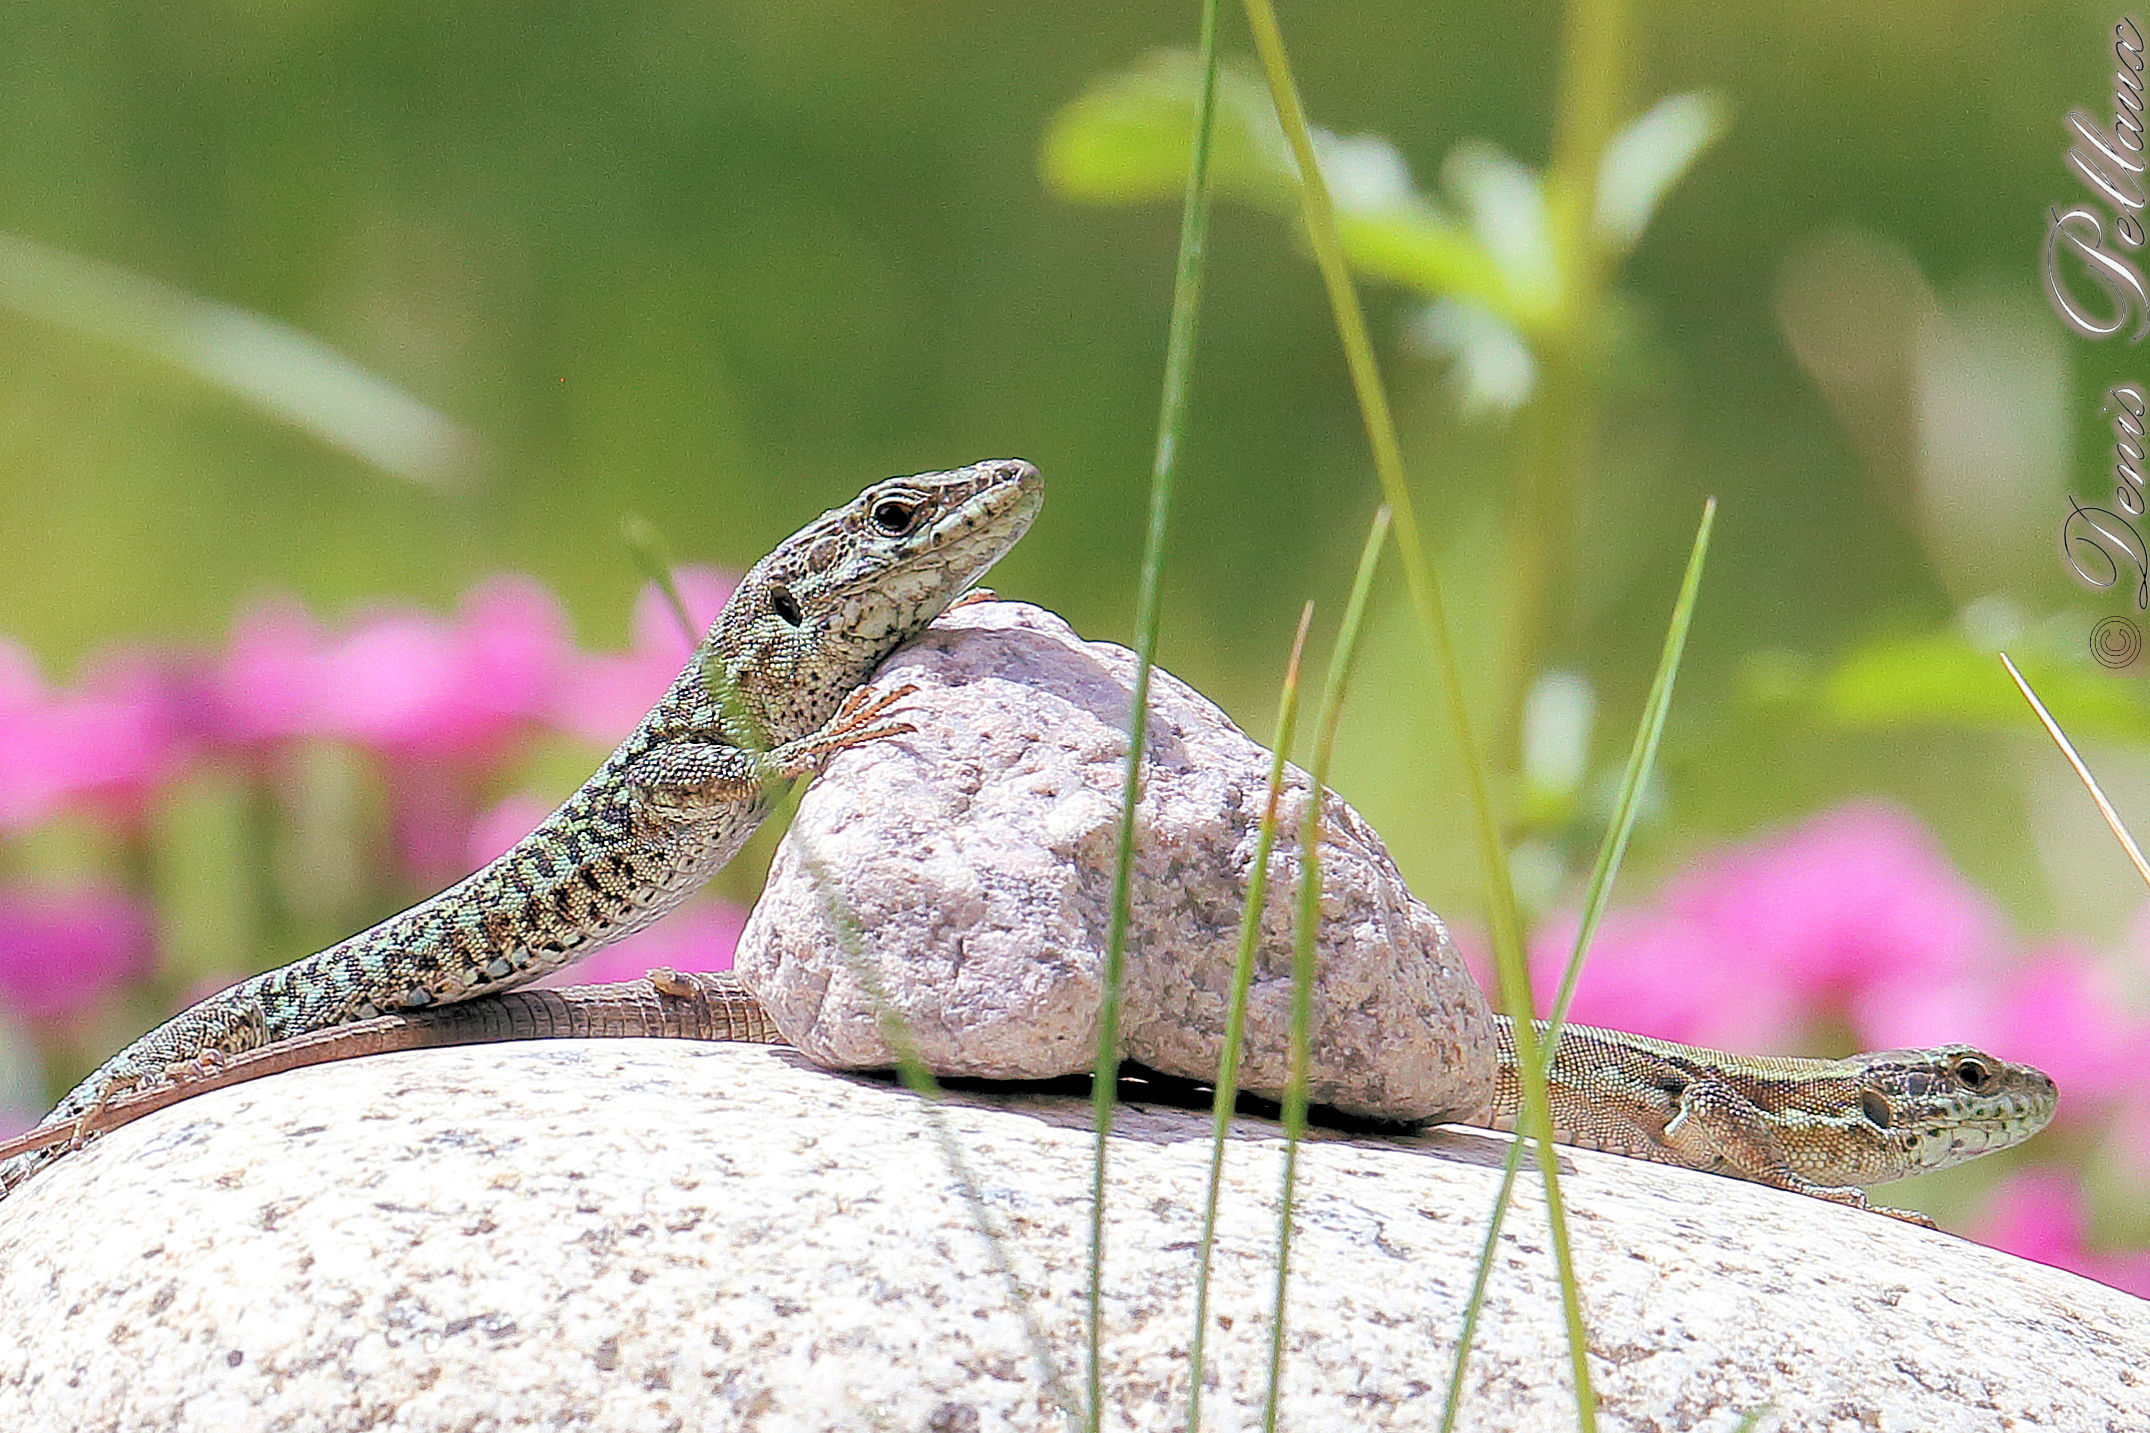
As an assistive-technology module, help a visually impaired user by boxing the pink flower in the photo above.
[0,648,191,832]
[1517,803,2064,1062]
[1660,803,2004,1007]
[1974,1168,2083,1267]
[322,577,573,758]
[1524,907,1803,1053]
[532,898,747,988]
[466,792,558,869]
[1973,1168,2150,1297]
[0,640,39,712]
[0,882,155,1023]
[1853,941,2145,1110]
[213,599,330,746]
[555,567,735,743]
[214,577,573,760]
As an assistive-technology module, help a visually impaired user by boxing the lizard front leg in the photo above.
[1659,1077,1937,1228]
[625,683,919,826]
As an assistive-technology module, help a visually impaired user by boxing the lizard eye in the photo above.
[871,498,920,535]
[769,584,803,626]
[1860,1090,1893,1129]
[1955,1058,1989,1089]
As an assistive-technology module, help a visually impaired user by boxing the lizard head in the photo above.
[1846,1043,2059,1177]
[712,458,1043,738]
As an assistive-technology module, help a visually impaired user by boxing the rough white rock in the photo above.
[737,600,1493,1123]
[0,1043,2141,1433]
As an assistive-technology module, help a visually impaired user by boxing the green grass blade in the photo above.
[1545,497,1714,1030]
[1231,2,1594,1424]
[619,515,701,647]
[0,231,479,489]
[618,515,769,758]
[1263,505,1389,1431]
[1088,1,1224,1426]
[1438,497,1715,1433]
[1186,600,1315,1433]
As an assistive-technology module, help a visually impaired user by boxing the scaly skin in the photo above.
[1,459,1042,1194]
[1482,1018,2058,1224]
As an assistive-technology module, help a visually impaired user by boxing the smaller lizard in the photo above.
[0,971,2057,1226]
[1483,1019,2057,1226]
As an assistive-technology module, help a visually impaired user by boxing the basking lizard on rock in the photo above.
[1482,1018,2054,1225]
[0,458,1043,1195]
[0,967,2055,1226]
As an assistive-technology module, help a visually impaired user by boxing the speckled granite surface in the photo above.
[2,1041,2143,1432]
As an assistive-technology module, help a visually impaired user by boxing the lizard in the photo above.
[0,967,2057,1226]
[1481,1017,2055,1225]
[0,457,1044,1196]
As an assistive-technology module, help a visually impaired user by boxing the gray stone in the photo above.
[736,600,1493,1123]
[1,1042,2141,1433]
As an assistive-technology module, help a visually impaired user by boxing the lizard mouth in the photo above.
[909,457,1043,586]
[954,457,1044,537]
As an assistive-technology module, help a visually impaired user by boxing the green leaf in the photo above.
[1040,52,1291,209]
[1044,53,1531,322]
[1332,207,1527,321]
[1747,630,2150,740]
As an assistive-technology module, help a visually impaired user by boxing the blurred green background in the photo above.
[1,0,2144,939]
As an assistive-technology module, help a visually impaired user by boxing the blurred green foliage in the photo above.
[1,0,2145,938]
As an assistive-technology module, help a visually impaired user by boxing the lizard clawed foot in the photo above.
[166,1049,227,1085]
[771,683,921,777]
[1793,1179,1938,1229]
[1873,1203,1939,1229]
[831,681,918,731]
[647,966,698,999]
[62,1072,147,1154]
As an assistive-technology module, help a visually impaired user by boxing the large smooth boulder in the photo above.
[0,1042,2141,1432]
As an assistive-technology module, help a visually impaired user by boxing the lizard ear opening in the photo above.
[769,584,804,626]
[1860,1090,1893,1129]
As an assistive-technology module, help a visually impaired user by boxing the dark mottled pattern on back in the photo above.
[4,459,1041,1192]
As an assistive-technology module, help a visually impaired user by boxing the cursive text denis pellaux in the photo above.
[2049,16,2150,609]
